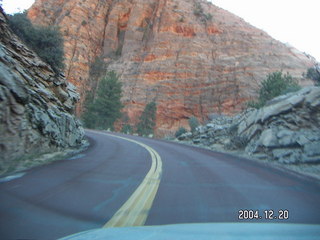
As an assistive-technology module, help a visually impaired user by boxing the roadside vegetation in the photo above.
[82,71,123,130]
[136,101,157,136]
[8,11,65,74]
[175,127,187,138]
[83,58,158,135]
[307,67,320,86]
[188,116,200,133]
[247,71,300,108]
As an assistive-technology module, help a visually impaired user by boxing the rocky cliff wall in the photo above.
[28,0,315,135]
[0,8,84,173]
[178,87,320,164]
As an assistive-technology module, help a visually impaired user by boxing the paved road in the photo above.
[1,130,320,239]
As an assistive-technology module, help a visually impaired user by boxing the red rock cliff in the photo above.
[28,0,315,135]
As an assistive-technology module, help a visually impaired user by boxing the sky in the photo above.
[2,0,319,61]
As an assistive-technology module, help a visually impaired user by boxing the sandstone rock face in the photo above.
[28,0,315,135]
[178,87,320,164]
[0,9,84,172]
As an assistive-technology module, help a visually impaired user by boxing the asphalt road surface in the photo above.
[1,130,320,239]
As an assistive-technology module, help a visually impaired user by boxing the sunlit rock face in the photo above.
[0,8,84,170]
[28,0,315,136]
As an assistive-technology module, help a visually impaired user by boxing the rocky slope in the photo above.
[28,0,315,135]
[0,8,84,173]
[178,87,320,164]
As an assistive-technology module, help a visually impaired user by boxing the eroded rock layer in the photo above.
[28,0,315,135]
[178,87,320,164]
[0,8,84,172]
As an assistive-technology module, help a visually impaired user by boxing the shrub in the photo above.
[8,12,65,74]
[193,2,203,16]
[188,116,199,133]
[82,71,123,129]
[175,127,187,138]
[136,101,157,136]
[121,124,133,134]
[229,136,249,150]
[193,2,212,22]
[307,67,320,85]
[248,71,300,108]
[205,13,213,21]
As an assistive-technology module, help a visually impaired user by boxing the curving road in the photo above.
[0,130,320,239]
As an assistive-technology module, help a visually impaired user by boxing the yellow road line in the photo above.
[93,132,162,228]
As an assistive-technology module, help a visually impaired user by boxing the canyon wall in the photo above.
[0,8,84,172]
[28,0,315,135]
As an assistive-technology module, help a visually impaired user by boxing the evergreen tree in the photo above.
[307,67,320,86]
[247,71,300,108]
[136,101,157,136]
[82,71,123,129]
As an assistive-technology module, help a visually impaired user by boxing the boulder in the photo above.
[177,86,320,165]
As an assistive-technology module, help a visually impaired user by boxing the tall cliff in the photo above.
[28,0,315,135]
[0,8,84,173]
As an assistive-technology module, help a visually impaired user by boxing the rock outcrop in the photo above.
[28,0,315,135]
[0,8,84,173]
[178,87,320,164]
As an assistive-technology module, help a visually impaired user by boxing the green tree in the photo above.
[307,67,320,86]
[82,71,123,129]
[81,92,98,128]
[188,116,199,133]
[248,71,300,108]
[121,124,133,134]
[136,101,157,136]
[8,12,64,74]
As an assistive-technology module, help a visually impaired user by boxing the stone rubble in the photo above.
[177,87,320,164]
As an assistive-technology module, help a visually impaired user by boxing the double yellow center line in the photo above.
[101,133,162,228]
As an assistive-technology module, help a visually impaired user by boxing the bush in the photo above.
[307,67,320,85]
[228,136,249,150]
[136,101,157,136]
[205,13,213,21]
[193,2,203,16]
[175,127,187,138]
[121,124,133,134]
[82,71,123,129]
[248,71,300,108]
[8,12,65,74]
[188,116,199,133]
[193,2,212,22]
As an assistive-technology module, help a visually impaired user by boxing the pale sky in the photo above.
[2,0,319,61]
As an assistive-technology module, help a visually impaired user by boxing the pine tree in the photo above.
[136,101,157,136]
[247,71,300,108]
[82,71,123,129]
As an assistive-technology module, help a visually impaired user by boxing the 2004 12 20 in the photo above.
[238,209,289,220]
